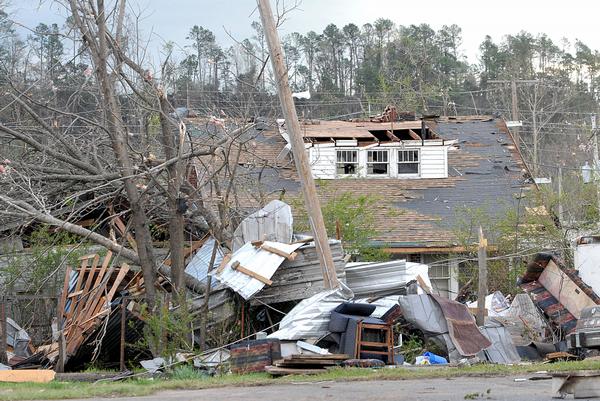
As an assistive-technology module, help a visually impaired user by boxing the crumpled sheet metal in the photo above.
[268,285,354,340]
[398,294,447,335]
[185,237,223,289]
[6,318,31,358]
[211,241,303,300]
[478,323,521,364]
[432,295,492,356]
[398,294,491,361]
[345,260,431,298]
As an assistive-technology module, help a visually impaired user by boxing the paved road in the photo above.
[59,375,559,401]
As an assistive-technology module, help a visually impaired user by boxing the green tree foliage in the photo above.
[290,187,390,261]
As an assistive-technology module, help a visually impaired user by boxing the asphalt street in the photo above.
[48,375,561,401]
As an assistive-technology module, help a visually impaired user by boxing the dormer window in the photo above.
[367,149,389,175]
[398,149,420,176]
[336,150,358,175]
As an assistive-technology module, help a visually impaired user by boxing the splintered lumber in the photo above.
[283,354,349,360]
[231,261,273,285]
[111,215,137,251]
[273,354,349,367]
[0,370,55,383]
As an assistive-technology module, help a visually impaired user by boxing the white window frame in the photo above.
[336,149,358,176]
[366,149,389,176]
[429,263,451,280]
[397,149,420,177]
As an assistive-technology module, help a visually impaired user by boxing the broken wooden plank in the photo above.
[216,254,232,275]
[57,265,72,325]
[260,244,298,261]
[111,215,137,252]
[416,275,432,294]
[231,261,273,285]
[0,370,55,383]
[265,365,327,376]
[408,129,421,140]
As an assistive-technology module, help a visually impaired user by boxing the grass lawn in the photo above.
[0,360,599,400]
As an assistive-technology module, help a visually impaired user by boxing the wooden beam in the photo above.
[231,261,273,285]
[384,130,400,141]
[258,0,339,290]
[408,129,421,140]
[476,226,488,326]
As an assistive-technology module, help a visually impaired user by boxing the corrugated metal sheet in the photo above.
[232,200,293,252]
[478,324,521,364]
[268,285,354,341]
[210,241,303,300]
[252,240,346,305]
[185,237,223,289]
[345,260,431,298]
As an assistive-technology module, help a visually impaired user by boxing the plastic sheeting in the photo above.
[268,285,354,340]
[211,241,303,300]
[185,237,223,289]
[345,261,431,298]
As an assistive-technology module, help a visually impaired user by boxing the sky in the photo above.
[11,0,600,65]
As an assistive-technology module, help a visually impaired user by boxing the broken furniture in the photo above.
[328,302,394,364]
[520,253,600,337]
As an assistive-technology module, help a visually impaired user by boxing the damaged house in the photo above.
[202,114,532,298]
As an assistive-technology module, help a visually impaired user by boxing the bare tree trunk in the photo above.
[69,0,158,307]
[158,93,186,297]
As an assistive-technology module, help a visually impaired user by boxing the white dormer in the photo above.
[295,120,453,180]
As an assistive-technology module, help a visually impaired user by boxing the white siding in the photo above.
[419,146,447,178]
[308,144,449,180]
[308,144,336,179]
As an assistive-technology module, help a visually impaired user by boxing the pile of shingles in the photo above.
[265,354,348,376]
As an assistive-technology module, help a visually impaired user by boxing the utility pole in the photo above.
[557,165,563,225]
[592,113,600,218]
[488,79,538,151]
[476,227,488,327]
[511,79,519,147]
[257,0,339,289]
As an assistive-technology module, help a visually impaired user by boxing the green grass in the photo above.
[1,360,599,400]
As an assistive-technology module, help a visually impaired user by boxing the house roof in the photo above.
[299,120,428,140]
[190,116,532,251]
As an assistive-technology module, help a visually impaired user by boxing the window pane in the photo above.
[368,163,388,174]
[337,150,358,175]
[368,150,388,162]
[337,163,357,175]
[398,163,419,174]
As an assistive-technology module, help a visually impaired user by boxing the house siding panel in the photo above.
[419,146,447,178]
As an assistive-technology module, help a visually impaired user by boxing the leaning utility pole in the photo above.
[257,0,339,289]
[476,227,488,327]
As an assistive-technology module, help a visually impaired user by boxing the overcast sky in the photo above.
[12,0,600,64]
